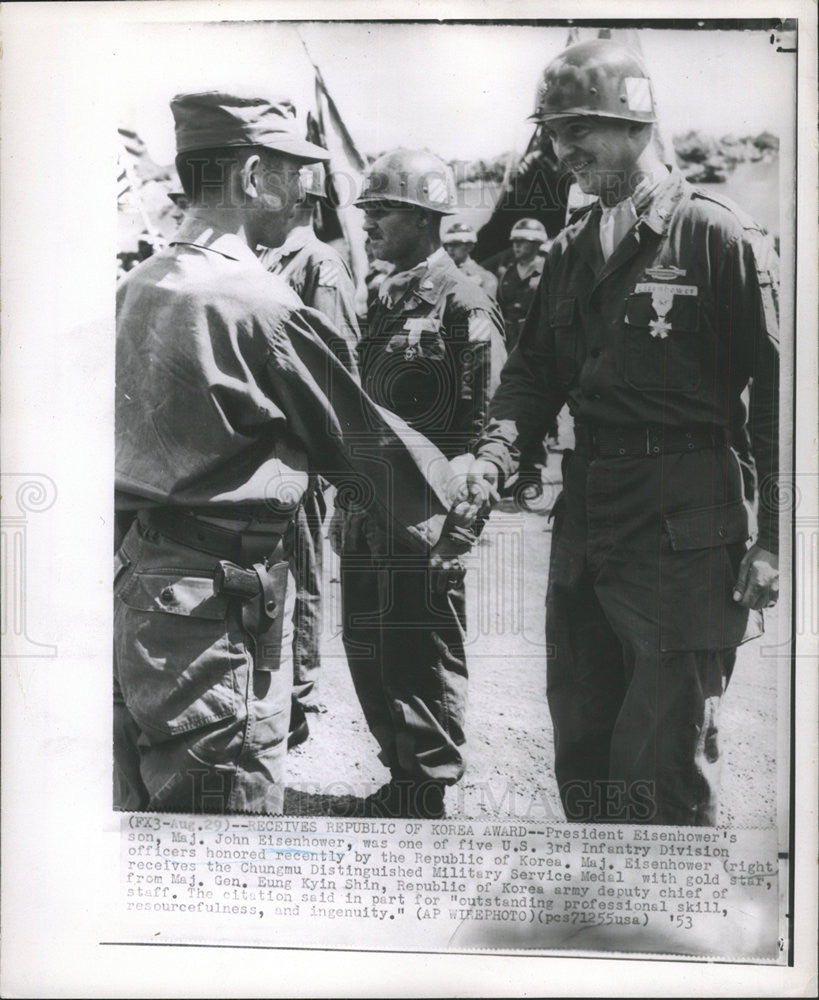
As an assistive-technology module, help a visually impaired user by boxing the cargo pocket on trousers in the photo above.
[660,499,752,651]
[115,571,241,739]
[623,291,702,392]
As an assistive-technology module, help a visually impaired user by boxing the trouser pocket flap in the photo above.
[664,499,748,551]
[119,571,229,618]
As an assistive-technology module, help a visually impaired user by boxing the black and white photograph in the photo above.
[1,2,816,996]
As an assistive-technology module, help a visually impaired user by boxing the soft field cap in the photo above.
[171,92,331,162]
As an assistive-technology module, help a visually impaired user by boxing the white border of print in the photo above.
[1,1,816,997]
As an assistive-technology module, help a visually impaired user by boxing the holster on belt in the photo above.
[213,558,289,672]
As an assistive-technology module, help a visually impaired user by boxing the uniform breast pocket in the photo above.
[548,296,580,386]
[115,571,243,739]
[623,292,702,392]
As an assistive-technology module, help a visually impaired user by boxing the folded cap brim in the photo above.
[256,135,331,162]
[175,133,331,162]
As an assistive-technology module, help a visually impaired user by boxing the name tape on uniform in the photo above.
[635,282,698,297]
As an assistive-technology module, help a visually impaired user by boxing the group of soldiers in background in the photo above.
[115,38,779,825]
[120,185,552,366]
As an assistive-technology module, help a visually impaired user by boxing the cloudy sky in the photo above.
[119,20,795,165]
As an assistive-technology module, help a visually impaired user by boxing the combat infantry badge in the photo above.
[643,264,687,281]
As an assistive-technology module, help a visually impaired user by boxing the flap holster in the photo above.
[213,558,289,671]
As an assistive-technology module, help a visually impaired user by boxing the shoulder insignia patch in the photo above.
[468,311,495,344]
[317,257,348,287]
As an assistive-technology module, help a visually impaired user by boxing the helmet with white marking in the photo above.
[510,218,548,243]
[355,148,457,214]
[530,39,657,125]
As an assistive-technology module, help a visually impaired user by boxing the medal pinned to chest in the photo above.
[634,272,698,339]
[403,318,425,360]
[384,316,446,362]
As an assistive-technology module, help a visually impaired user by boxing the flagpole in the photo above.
[293,27,370,311]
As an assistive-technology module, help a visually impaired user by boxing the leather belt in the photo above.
[138,508,284,564]
[573,424,727,459]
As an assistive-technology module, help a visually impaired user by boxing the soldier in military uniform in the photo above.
[332,149,506,819]
[167,191,189,229]
[442,222,498,298]
[496,218,548,351]
[115,94,462,814]
[468,40,780,825]
[258,160,360,355]
[258,160,361,748]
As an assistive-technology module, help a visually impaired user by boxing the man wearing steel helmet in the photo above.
[496,218,548,352]
[331,148,505,819]
[468,40,780,825]
[442,222,498,298]
[115,95,459,814]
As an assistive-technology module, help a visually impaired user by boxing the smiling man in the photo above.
[467,40,780,825]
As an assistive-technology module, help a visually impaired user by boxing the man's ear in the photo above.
[239,153,263,200]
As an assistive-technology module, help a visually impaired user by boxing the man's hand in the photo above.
[428,497,478,594]
[465,458,501,506]
[428,536,467,595]
[733,544,779,609]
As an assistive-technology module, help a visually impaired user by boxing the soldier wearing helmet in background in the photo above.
[257,159,361,750]
[468,39,780,825]
[442,222,498,298]
[496,217,548,352]
[329,148,506,819]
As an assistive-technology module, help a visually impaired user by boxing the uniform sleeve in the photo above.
[309,257,361,353]
[475,266,567,482]
[722,229,780,553]
[261,306,451,551]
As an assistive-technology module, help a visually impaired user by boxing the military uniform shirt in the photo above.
[457,255,498,299]
[497,255,544,350]
[478,166,780,552]
[359,247,506,459]
[258,225,360,358]
[116,221,452,549]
